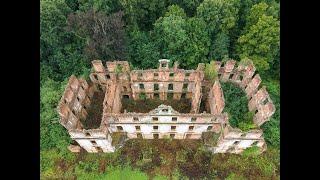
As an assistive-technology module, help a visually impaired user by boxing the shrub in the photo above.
[221,82,250,130]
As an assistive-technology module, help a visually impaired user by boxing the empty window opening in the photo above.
[167,93,174,99]
[90,140,97,145]
[171,126,176,130]
[172,117,177,121]
[154,73,158,77]
[117,126,123,131]
[106,74,111,79]
[85,132,90,136]
[137,133,143,138]
[77,96,80,101]
[161,63,166,67]
[64,99,67,104]
[255,109,258,114]
[189,126,194,130]
[262,98,268,105]
[181,93,186,99]
[154,84,159,91]
[234,141,240,145]
[153,126,158,130]
[153,134,159,139]
[183,83,188,90]
[123,95,129,99]
[152,117,158,121]
[168,84,173,90]
[169,73,174,77]
[207,126,212,130]
[229,74,234,79]
[154,93,159,99]
[83,105,87,110]
[201,86,205,93]
[139,93,146,100]
[185,73,190,77]
[191,117,197,122]
[93,74,98,81]
[96,147,103,152]
[239,75,243,81]
[135,126,141,130]
[133,117,139,121]
[97,85,102,91]
[72,110,76,115]
[170,134,175,138]
[139,84,144,89]
[162,109,168,113]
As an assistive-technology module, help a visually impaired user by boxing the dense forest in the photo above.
[40,0,280,179]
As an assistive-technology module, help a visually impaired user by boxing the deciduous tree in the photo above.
[236,3,279,72]
[67,10,128,61]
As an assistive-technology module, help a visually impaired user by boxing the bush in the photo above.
[261,79,280,147]
[221,82,250,130]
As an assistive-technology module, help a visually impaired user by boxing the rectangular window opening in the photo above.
[117,126,123,131]
[153,134,159,139]
[137,133,143,139]
[154,84,159,91]
[171,126,176,130]
[90,140,97,145]
[167,93,174,99]
[139,84,144,89]
[153,126,158,130]
[183,83,188,90]
[152,117,158,121]
[168,83,173,90]
[172,117,177,121]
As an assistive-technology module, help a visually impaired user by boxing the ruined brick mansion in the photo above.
[57,59,275,154]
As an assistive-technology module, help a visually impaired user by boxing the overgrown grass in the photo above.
[40,139,279,179]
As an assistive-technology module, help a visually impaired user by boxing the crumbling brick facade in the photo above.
[57,59,275,154]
